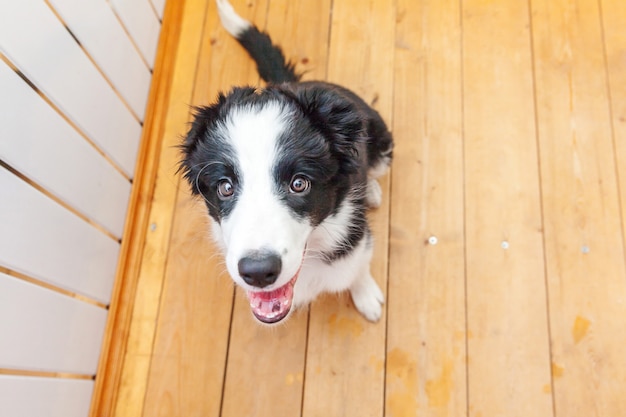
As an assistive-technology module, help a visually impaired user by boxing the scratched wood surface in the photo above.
[107,0,626,416]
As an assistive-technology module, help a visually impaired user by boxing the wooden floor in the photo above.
[110,0,626,416]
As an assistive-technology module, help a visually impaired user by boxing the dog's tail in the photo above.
[216,0,300,83]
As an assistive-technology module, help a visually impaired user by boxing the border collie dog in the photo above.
[180,0,393,325]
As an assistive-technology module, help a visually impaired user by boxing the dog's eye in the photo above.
[289,175,310,194]
[217,179,235,200]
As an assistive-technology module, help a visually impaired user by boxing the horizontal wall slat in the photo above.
[0,168,120,304]
[0,273,107,374]
[111,0,161,67]
[48,0,151,120]
[0,0,141,177]
[0,375,93,417]
[0,62,131,238]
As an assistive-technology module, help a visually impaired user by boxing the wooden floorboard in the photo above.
[386,0,466,416]
[112,0,210,416]
[108,1,626,416]
[463,1,553,416]
[301,1,394,417]
[602,0,626,248]
[531,0,626,415]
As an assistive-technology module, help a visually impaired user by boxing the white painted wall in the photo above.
[0,0,164,415]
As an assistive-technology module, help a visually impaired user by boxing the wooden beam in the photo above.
[89,0,189,415]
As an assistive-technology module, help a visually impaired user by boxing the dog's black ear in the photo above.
[182,86,260,156]
[178,99,222,193]
[182,96,225,157]
[291,86,364,175]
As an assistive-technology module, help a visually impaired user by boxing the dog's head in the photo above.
[180,85,365,324]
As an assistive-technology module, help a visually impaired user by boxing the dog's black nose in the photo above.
[238,252,282,288]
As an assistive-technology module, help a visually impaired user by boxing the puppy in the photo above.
[179,0,393,324]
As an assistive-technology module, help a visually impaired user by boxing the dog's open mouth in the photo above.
[246,274,298,324]
[246,250,305,324]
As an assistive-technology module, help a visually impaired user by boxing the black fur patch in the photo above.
[237,26,300,83]
[180,97,241,221]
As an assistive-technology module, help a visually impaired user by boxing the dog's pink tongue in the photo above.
[247,278,294,324]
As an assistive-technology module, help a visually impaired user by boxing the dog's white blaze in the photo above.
[217,104,311,291]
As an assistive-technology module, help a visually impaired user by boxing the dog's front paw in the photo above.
[350,274,384,322]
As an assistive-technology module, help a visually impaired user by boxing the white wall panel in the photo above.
[111,0,161,67]
[0,62,131,238]
[0,168,120,304]
[0,273,108,374]
[0,0,163,412]
[48,0,151,120]
[0,0,141,177]
[0,376,93,417]
[151,0,167,19]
